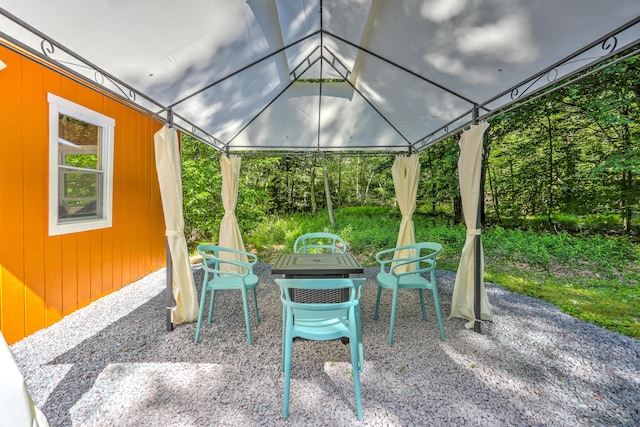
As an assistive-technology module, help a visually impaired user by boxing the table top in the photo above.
[271,252,363,276]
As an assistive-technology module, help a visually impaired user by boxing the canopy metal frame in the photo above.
[0,7,638,154]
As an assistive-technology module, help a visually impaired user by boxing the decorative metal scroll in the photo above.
[481,19,639,113]
[412,109,473,153]
[508,36,618,102]
[35,32,228,153]
[37,38,160,114]
[177,120,226,152]
[413,18,640,154]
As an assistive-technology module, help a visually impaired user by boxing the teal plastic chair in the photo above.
[274,277,366,420]
[374,242,445,345]
[195,244,260,344]
[293,232,347,254]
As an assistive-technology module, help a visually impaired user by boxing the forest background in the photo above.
[179,54,639,339]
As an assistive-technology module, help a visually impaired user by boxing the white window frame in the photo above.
[48,93,115,235]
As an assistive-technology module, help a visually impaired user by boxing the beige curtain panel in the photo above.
[1,332,49,426]
[154,126,199,324]
[449,122,493,328]
[218,155,248,271]
[391,154,420,273]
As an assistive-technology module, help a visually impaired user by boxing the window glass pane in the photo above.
[58,169,103,221]
[57,113,102,221]
[58,114,100,170]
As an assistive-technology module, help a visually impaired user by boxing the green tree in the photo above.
[562,55,640,233]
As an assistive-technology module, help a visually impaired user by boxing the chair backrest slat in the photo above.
[275,278,365,311]
[293,232,347,254]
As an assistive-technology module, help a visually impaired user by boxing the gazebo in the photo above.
[1,0,639,334]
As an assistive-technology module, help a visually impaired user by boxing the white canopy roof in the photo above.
[1,0,638,153]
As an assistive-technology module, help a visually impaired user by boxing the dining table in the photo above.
[271,252,364,303]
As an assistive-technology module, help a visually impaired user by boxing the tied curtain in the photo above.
[391,154,420,273]
[218,155,248,270]
[154,126,199,324]
[449,122,493,328]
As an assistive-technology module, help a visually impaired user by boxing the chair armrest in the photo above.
[375,246,417,271]
[198,244,258,276]
[390,256,436,276]
[216,247,258,265]
[375,244,438,276]
[202,258,253,277]
[374,246,403,262]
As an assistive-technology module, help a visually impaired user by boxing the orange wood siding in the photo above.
[0,44,167,344]
[22,56,47,336]
[0,47,26,343]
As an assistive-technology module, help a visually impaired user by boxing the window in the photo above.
[48,93,114,235]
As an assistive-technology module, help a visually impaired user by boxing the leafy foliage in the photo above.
[245,208,639,339]
[178,53,640,339]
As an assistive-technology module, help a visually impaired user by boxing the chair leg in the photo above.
[388,287,399,346]
[281,306,286,371]
[349,320,363,420]
[432,287,446,341]
[373,285,382,320]
[355,304,364,372]
[194,285,209,343]
[241,290,253,345]
[283,314,294,418]
[207,289,216,323]
[252,288,260,322]
[419,289,427,320]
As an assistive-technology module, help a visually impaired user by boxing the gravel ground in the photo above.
[10,264,640,426]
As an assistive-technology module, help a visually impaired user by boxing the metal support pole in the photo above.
[473,233,482,333]
[166,112,175,332]
[166,239,174,331]
[472,105,482,333]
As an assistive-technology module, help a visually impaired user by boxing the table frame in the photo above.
[271,252,364,303]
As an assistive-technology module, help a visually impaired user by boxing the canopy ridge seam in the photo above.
[290,45,321,80]
[227,52,324,146]
[322,29,481,107]
[168,30,320,109]
[322,46,412,148]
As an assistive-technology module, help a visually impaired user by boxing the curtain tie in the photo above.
[466,228,481,236]
[165,229,183,237]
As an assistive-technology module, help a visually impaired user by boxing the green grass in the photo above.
[239,206,639,340]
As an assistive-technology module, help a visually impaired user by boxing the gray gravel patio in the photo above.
[10,264,640,426]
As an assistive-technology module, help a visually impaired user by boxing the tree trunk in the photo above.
[337,155,343,208]
[453,195,462,225]
[488,162,503,226]
[310,158,317,216]
[546,114,554,228]
[621,121,633,234]
[363,172,374,204]
[480,138,490,226]
[623,169,632,234]
[322,154,335,225]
